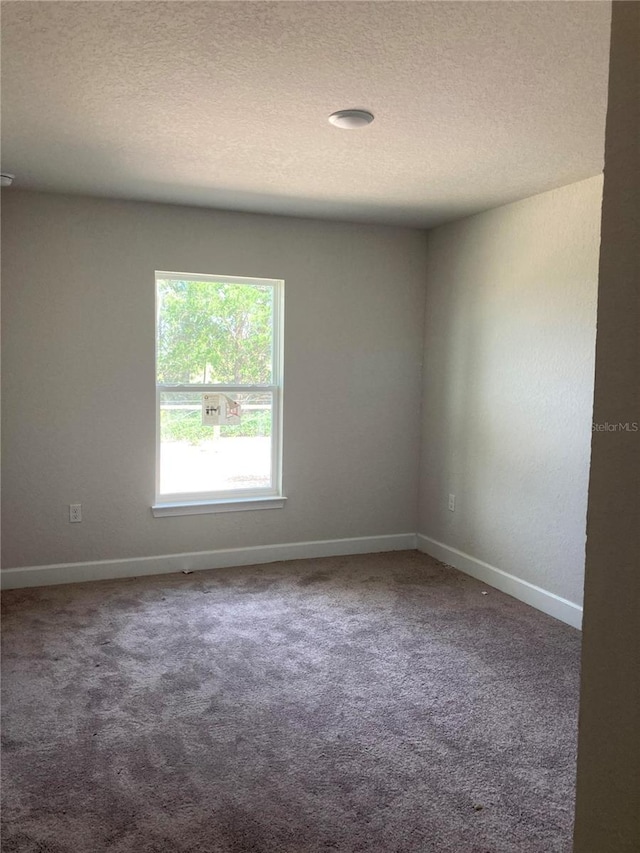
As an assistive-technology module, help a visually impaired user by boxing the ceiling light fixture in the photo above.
[328,109,374,130]
[1,173,15,187]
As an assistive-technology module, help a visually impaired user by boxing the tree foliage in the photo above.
[157,279,273,385]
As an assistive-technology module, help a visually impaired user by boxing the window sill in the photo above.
[151,496,287,518]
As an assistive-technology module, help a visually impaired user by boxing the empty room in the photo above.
[1,2,638,853]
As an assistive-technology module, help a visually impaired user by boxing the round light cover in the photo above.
[0,173,14,187]
[328,109,374,129]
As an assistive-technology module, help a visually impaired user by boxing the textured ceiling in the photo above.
[1,1,611,227]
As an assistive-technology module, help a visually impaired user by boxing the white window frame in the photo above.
[152,271,285,517]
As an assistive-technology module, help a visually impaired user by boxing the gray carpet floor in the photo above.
[1,550,581,853]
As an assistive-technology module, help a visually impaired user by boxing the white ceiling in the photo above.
[1,1,611,228]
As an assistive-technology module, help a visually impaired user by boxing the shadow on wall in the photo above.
[419,180,601,605]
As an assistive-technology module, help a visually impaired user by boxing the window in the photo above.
[153,272,285,516]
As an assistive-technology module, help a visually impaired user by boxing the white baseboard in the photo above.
[0,533,417,590]
[0,533,584,630]
[416,533,583,629]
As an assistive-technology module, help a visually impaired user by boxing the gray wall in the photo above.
[418,176,603,606]
[574,2,640,850]
[1,192,427,568]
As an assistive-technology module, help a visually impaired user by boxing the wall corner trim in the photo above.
[416,534,583,630]
[0,534,417,590]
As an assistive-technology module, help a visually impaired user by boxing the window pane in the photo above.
[159,392,273,496]
[157,279,273,385]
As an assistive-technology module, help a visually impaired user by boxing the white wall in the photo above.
[1,192,427,569]
[418,176,603,607]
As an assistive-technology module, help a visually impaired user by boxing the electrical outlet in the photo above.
[69,504,82,523]
[448,494,456,512]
